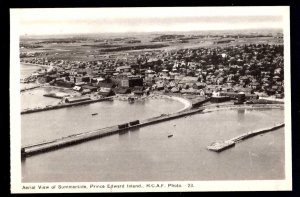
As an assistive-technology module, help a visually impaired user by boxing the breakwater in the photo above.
[21,96,114,114]
[207,122,285,152]
[203,103,284,112]
[43,93,69,99]
[20,85,41,92]
[21,107,206,157]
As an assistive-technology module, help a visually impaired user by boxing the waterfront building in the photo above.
[65,96,91,103]
[55,80,74,88]
[114,87,131,94]
[98,83,115,96]
[116,65,131,73]
[210,95,231,103]
[81,85,98,92]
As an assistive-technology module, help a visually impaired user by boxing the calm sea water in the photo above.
[21,87,62,110]
[21,98,185,145]
[20,63,43,91]
[20,63,285,182]
[21,108,284,182]
[20,63,40,79]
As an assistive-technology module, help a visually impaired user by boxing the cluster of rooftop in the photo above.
[20,43,284,100]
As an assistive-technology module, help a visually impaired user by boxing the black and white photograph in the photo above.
[10,6,292,192]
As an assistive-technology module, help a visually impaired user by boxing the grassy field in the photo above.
[20,30,283,62]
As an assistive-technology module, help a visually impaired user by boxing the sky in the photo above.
[11,7,288,35]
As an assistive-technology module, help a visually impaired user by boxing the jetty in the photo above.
[21,96,114,114]
[21,107,206,158]
[207,122,285,152]
[20,85,41,92]
[43,93,70,99]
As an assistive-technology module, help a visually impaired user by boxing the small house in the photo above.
[81,85,98,92]
[98,83,115,96]
[73,86,82,92]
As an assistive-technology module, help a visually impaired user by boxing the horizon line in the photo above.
[20,28,283,37]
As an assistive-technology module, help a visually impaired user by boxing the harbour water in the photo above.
[21,87,62,110]
[20,63,45,91]
[21,108,284,182]
[20,63,41,79]
[21,98,185,146]
[20,63,285,182]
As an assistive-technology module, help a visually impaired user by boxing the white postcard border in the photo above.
[10,6,292,193]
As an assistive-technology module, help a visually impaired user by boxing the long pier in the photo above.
[20,85,42,92]
[21,96,114,114]
[21,107,205,158]
[207,122,285,152]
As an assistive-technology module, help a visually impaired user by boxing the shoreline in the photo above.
[114,93,193,112]
[259,96,284,103]
[20,62,49,81]
[165,96,192,112]
[21,62,50,69]
[21,86,283,115]
[21,91,194,115]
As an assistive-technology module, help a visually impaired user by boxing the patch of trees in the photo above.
[151,34,185,42]
[20,43,42,48]
[98,44,169,52]
[81,44,121,48]
[126,40,141,44]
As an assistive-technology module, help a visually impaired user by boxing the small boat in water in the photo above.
[128,97,135,103]
[91,113,98,116]
[168,134,173,138]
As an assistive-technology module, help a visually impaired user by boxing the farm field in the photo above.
[20,29,283,62]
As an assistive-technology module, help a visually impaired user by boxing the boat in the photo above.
[168,134,173,138]
[91,113,98,116]
[128,97,135,103]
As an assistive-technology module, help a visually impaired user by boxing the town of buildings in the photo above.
[20,42,284,104]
